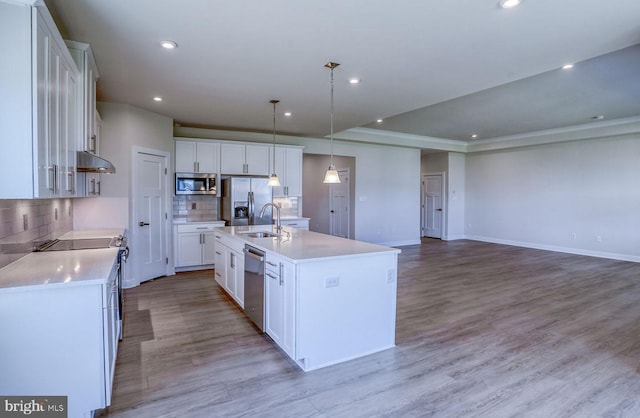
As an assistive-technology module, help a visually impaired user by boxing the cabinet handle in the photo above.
[266,261,277,267]
[96,180,101,195]
[266,272,278,280]
[196,227,207,230]
[279,262,284,286]
[215,251,222,255]
[67,171,75,193]
[90,134,97,153]
[230,253,235,268]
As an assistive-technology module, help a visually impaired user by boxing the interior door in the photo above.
[329,169,350,238]
[424,174,443,238]
[134,151,168,282]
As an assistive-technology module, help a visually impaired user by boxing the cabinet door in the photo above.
[202,231,217,264]
[226,249,238,296]
[196,142,219,173]
[271,147,286,197]
[214,242,226,287]
[60,59,78,196]
[220,143,246,174]
[284,148,302,196]
[264,254,295,357]
[176,232,203,267]
[245,144,270,176]
[175,141,197,172]
[265,261,284,345]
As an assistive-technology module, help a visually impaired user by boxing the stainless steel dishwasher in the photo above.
[243,245,265,331]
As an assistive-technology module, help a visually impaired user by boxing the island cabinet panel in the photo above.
[294,253,398,371]
[264,252,296,358]
[214,231,245,307]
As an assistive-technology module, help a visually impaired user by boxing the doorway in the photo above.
[132,148,170,284]
[422,173,444,239]
[329,168,350,238]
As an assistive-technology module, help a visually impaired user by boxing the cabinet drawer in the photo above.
[176,222,224,233]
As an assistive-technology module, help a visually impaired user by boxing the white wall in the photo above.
[175,126,422,247]
[74,103,174,230]
[465,135,640,261]
[446,152,465,240]
[421,152,465,240]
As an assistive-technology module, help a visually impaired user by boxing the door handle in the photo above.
[138,221,150,227]
[436,208,443,212]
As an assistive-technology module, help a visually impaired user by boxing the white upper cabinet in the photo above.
[0,1,80,198]
[175,140,219,173]
[220,143,270,176]
[66,41,99,155]
[272,146,303,197]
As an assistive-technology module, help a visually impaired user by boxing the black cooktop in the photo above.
[35,237,116,252]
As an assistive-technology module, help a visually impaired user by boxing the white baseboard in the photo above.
[380,239,422,247]
[465,235,640,263]
[442,234,465,241]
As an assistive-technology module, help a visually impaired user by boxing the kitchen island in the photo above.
[214,225,400,372]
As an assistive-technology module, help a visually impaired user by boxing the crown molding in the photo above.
[334,128,467,152]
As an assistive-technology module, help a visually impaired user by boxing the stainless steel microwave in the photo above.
[175,173,217,195]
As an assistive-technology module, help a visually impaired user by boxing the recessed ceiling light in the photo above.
[499,0,521,8]
[160,40,178,49]
[284,112,292,117]
[562,63,574,70]
[591,115,604,120]
[348,78,360,84]
[471,134,478,139]
[153,96,163,102]
[376,119,383,123]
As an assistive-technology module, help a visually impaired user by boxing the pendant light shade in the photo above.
[323,62,341,184]
[268,99,281,187]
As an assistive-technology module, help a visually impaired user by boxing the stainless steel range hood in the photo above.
[76,151,116,174]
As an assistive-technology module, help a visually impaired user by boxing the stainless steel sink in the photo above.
[240,231,279,238]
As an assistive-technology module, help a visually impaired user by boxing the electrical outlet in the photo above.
[54,208,58,221]
[325,277,339,288]
[191,202,197,210]
[23,214,28,231]
[571,233,577,240]
[387,269,396,283]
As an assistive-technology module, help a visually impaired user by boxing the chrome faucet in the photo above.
[259,202,282,232]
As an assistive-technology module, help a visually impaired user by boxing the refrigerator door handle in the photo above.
[248,191,254,225]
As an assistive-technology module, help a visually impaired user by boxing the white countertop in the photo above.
[173,219,225,225]
[0,248,119,293]
[0,229,125,293]
[216,225,400,263]
[59,228,126,239]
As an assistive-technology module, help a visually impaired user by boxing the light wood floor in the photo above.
[100,239,640,417]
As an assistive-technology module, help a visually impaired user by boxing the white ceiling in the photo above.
[46,0,640,146]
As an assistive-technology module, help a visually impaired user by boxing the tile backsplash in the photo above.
[0,199,73,269]
[172,195,219,222]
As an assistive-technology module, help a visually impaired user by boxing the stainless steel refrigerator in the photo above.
[221,177,273,226]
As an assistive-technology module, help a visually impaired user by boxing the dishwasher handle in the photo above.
[244,246,264,262]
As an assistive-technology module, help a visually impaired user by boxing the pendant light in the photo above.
[267,99,281,187]
[323,62,341,184]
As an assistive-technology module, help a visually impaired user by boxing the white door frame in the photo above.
[130,146,172,287]
[329,168,351,239]
[422,172,446,239]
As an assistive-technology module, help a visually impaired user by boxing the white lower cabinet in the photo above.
[0,258,120,416]
[174,222,225,271]
[280,218,309,230]
[214,232,244,307]
[264,252,295,358]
